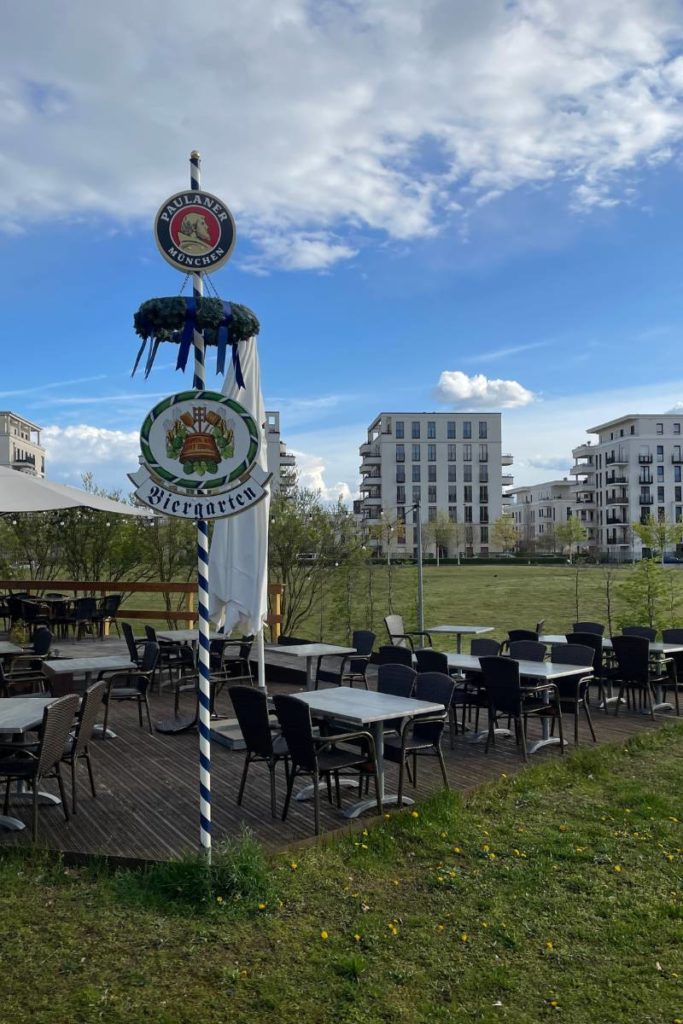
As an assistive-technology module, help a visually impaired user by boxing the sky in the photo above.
[3,0,683,501]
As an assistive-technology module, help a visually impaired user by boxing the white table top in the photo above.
[42,656,135,676]
[540,634,683,655]
[0,642,25,656]
[0,697,57,734]
[157,629,232,643]
[428,625,494,636]
[447,653,590,681]
[294,687,444,725]
[265,643,356,659]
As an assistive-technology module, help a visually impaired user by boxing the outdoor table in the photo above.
[447,653,589,753]
[157,629,228,644]
[293,688,445,817]
[42,656,135,738]
[264,643,356,691]
[0,696,58,831]
[0,641,25,658]
[427,624,494,653]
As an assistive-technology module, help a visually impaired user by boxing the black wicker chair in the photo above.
[622,626,657,642]
[0,694,79,840]
[230,685,290,817]
[573,621,605,636]
[377,644,413,667]
[509,640,546,663]
[479,655,564,762]
[92,594,122,638]
[611,635,669,719]
[102,641,159,736]
[61,680,106,812]
[414,648,469,746]
[549,643,596,745]
[383,672,453,806]
[315,630,375,690]
[273,693,381,834]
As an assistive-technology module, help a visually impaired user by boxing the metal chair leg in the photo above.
[71,759,78,814]
[437,746,449,789]
[237,753,251,805]
[313,769,321,835]
[85,751,97,798]
[269,763,277,819]
[281,765,296,822]
[55,765,69,821]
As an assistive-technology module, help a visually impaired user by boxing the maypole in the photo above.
[129,153,271,858]
[189,150,212,859]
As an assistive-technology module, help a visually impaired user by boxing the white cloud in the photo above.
[435,370,535,408]
[667,402,683,412]
[43,424,139,490]
[291,449,353,504]
[2,1,683,267]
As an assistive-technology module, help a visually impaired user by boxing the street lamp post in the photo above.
[413,502,424,633]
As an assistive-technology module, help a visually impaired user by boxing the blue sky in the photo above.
[3,0,683,498]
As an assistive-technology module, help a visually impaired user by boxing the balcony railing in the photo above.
[606,496,629,505]
[606,514,627,525]
[638,474,653,485]
[638,454,653,464]
[605,474,627,484]
[639,496,653,505]
[605,453,628,465]
[672,455,683,464]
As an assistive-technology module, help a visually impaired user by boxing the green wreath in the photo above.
[133,297,259,345]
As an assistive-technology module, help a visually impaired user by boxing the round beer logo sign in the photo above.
[139,390,259,495]
[154,190,236,273]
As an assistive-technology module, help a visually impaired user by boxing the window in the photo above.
[479,444,488,462]
[464,505,473,523]
[412,444,421,462]
[658,506,665,521]
[657,465,664,481]
[479,465,488,483]
[428,464,437,483]
[412,464,421,482]
[447,444,457,461]
[464,464,472,483]
[411,421,421,439]
[463,421,472,439]
[427,421,436,439]
[395,444,405,463]
[676,486,682,502]
[478,420,488,439]
[448,485,457,503]
[677,506,683,523]
[427,444,436,462]
[657,445,664,462]
[428,485,437,503]
[480,527,489,544]
[428,506,437,522]
[447,421,456,439]
[463,444,472,462]
[396,485,406,503]
[676,465,682,483]
[463,485,472,503]
[479,486,489,503]
[656,422,663,434]
[396,509,406,541]
[674,445,682,463]
[480,506,489,524]
[658,486,665,502]
[448,506,457,522]
[448,465,456,482]
[412,486,421,505]
[396,465,405,483]
[675,423,681,435]
[395,420,404,439]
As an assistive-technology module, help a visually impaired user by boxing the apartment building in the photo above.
[264,410,297,495]
[0,412,45,477]
[358,412,513,557]
[508,479,574,550]
[570,413,683,559]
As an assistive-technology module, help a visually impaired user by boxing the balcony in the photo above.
[501,474,514,486]
[605,453,628,465]
[501,453,513,466]
[673,455,683,464]
[359,474,381,489]
[605,473,627,485]
[606,495,629,505]
[638,454,653,464]
[606,533,630,546]
[571,462,595,476]
[359,444,381,466]
[606,513,627,525]
[638,474,653,485]
[362,508,382,523]
[639,495,654,505]
[363,495,382,506]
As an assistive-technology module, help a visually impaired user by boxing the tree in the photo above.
[491,515,518,554]
[618,558,669,632]
[555,517,587,564]
[632,516,683,565]
[421,511,457,566]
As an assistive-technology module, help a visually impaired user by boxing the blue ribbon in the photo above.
[131,337,148,377]
[176,296,196,372]
[144,338,161,379]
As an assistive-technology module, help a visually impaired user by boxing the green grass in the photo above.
[2,725,682,1023]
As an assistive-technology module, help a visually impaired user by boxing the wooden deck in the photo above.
[0,643,671,861]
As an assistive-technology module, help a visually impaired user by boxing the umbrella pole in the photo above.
[256,628,266,689]
[190,150,212,863]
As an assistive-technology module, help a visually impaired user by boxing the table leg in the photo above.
[306,656,316,691]
[344,721,413,818]
[527,688,566,755]
[0,814,25,831]
[456,634,462,654]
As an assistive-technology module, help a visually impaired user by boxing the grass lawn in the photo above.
[1,724,681,1023]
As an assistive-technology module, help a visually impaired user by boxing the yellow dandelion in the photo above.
[361,843,368,849]
[624,808,632,814]
[290,862,298,871]
[410,810,419,819]
[435,924,445,932]
[452,846,461,854]
[666,853,674,861]
[461,933,469,942]
[546,941,553,951]
[482,843,490,853]
[320,930,329,941]
[613,865,622,873]
[384,813,391,819]
[558,824,568,833]
[482,921,489,928]
[549,999,559,1008]
[258,902,267,910]
[362,829,368,837]
[489,853,497,860]
[216,895,224,904]
[353,933,362,942]
[500,772,508,779]
[513,848,521,857]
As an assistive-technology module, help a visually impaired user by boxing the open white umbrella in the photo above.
[208,336,269,687]
[0,465,148,516]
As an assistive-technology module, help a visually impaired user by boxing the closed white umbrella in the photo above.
[0,465,148,516]
[208,337,269,687]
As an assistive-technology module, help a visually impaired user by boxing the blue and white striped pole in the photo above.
[190,149,212,861]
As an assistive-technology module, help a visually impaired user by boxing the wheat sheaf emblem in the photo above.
[165,406,235,475]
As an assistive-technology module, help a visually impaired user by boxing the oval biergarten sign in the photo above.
[129,390,270,520]
[154,190,237,273]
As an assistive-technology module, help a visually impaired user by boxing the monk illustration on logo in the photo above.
[175,212,214,255]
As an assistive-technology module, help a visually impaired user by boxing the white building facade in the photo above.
[0,412,45,477]
[570,413,683,559]
[265,410,296,495]
[358,412,513,557]
[508,479,574,550]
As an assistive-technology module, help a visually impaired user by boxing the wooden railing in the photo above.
[0,579,284,638]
